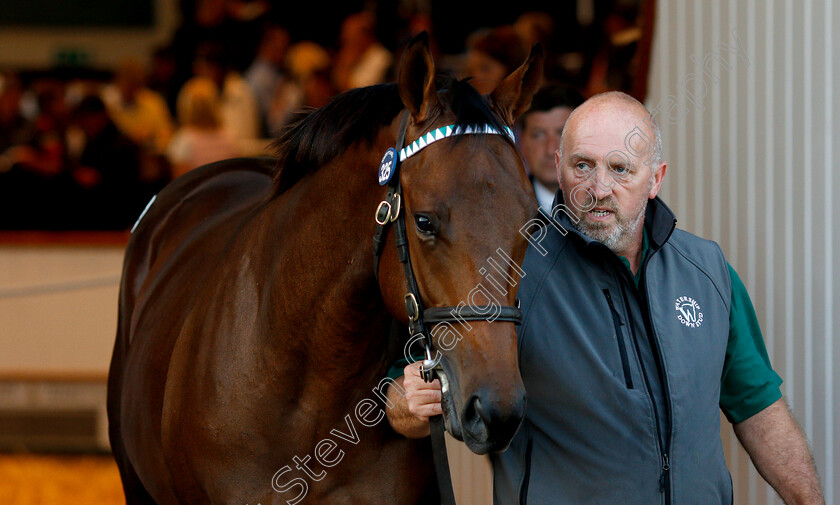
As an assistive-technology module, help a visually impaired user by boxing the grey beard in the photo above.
[568,172,654,256]
[573,205,646,255]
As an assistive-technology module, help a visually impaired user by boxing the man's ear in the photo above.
[649,161,667,198]
[397,31,438,124]
[489,43,544,125]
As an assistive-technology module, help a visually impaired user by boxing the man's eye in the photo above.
[612,165,629,174]
[575,162,590,171]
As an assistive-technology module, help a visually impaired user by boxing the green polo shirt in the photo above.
[388,231,783,424]
[617,227,649,287]
[718,264,783,422]
[619,230,783,423]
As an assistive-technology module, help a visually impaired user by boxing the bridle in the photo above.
[372,111,523,378]
[371,111,523,505]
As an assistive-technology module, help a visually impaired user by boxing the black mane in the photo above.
[272,75,509,194]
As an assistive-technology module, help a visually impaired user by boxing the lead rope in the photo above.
[429,414,457,505]
[372,112,458,505]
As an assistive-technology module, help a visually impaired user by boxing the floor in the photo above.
[0,453,124,505]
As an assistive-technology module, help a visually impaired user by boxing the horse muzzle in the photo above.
[438,367,527,454]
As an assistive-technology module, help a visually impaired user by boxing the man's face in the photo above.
[520,106,572,190]
[557,102,665,256]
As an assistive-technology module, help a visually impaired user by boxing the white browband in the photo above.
[398,124,515,162]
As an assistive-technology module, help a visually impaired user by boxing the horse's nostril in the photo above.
[471,397,490,425]
[463,396,476,424]
[459,391,526,453]
[462,395,487,428]
[464,394,511,428]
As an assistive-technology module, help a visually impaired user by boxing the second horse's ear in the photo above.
[397,31,439,124]
[489,43,544,125]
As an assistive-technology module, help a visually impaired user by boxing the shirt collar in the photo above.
[618,228,649,287]
[532,179,557,215]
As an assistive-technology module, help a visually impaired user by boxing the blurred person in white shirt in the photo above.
[167,77,239,178]
[516,83,584,213]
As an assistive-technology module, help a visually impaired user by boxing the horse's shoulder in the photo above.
[122,157,276,315]
[159,156,276,208]
[135,157,275,239]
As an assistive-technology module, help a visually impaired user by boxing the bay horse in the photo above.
[108,33,542,504]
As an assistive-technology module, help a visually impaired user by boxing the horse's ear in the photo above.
[398,31,438,123]
[489,43,544,125]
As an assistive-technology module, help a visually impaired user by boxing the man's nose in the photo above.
[588,165,615,201]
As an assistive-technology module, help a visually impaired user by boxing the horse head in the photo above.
[378,33,543,454]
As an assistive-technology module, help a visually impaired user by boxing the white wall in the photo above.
[0,244,123,376]
[648,0,839,503]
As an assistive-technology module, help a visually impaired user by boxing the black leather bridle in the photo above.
[372,111,523,505]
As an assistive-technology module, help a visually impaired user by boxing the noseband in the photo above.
[371,112,523,381]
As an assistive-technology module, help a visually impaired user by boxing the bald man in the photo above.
[386,92,824,504]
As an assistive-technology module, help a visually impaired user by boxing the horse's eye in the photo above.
[414,214,437,235]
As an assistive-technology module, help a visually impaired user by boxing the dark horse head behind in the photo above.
[108,33,542,504]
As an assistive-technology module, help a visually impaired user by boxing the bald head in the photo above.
[559,91,663,171]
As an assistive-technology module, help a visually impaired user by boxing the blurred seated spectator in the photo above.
[0,81,75,230]
[69,94,146,229]
[1,80,68,180]
[147,45,181,118]
[263,41,335,134]
[332,12,393,91]
[0,74,29,154]
[167,77,239,178]
[192,42,261,142]
[225,0,272,71]
[101,58,175,155]
[227,0,271,25]
[464,25,528,94]
[585,1,645,96]
[514,11,555,49]
[513,11,564,82]
[245,24,291,137]
[286,41,333,108]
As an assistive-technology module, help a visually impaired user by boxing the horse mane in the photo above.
[271,74,510,195]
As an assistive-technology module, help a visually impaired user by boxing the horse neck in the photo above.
[261,131,397,386]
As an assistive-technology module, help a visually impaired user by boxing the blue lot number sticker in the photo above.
[378,148,397,185]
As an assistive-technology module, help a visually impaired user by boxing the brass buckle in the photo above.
[404,293,419,322]
[375,200,392,225]
[389,194,401,222]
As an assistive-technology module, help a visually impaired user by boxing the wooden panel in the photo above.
[446,434,493,505]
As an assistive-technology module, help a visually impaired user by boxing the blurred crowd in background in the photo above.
[0,0,647,230]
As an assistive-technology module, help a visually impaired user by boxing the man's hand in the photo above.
[385,361,442,438]
[734,398,825,504]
